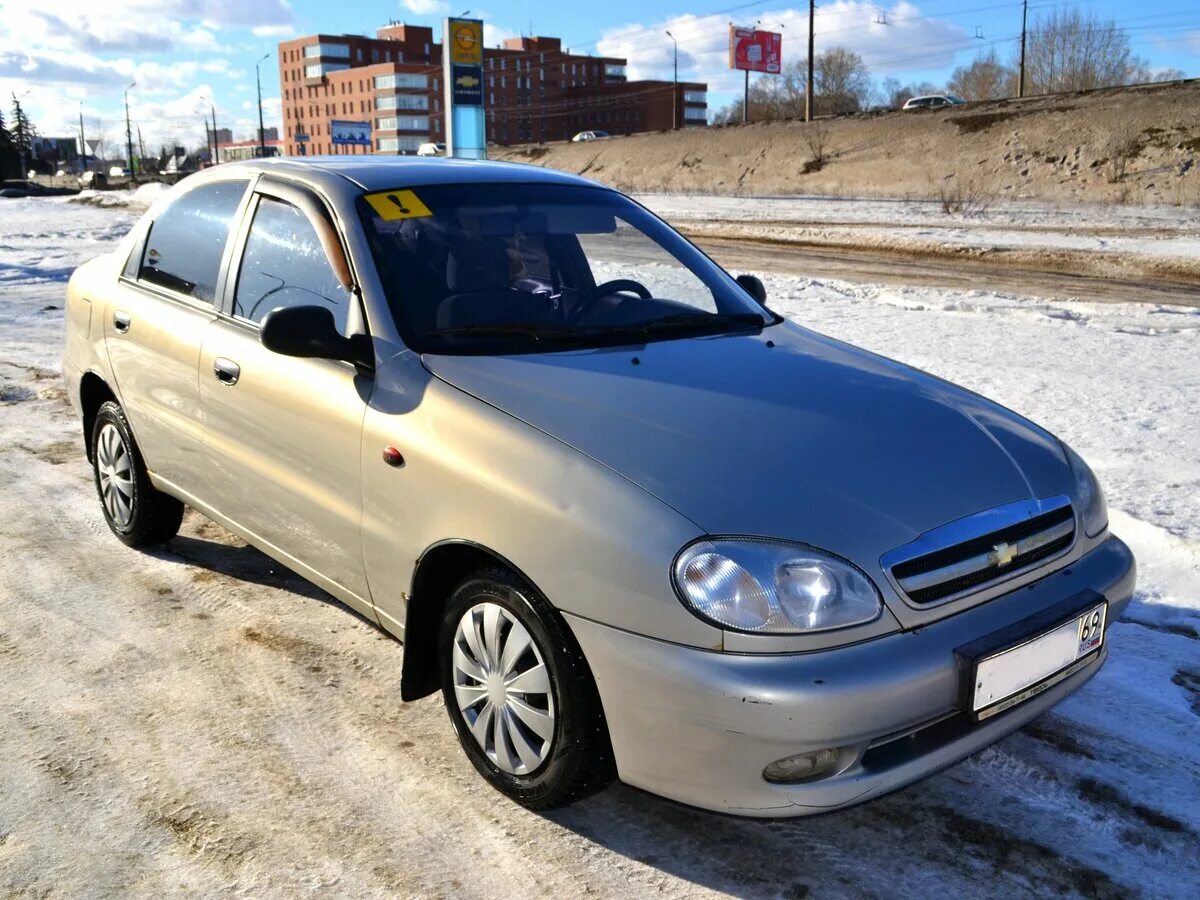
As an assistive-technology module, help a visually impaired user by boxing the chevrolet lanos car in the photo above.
[62,157,1135,815]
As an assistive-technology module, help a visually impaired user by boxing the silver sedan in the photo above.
[62,156,1134,816]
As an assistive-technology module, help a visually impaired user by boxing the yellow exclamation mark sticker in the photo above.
[364,189,433,220]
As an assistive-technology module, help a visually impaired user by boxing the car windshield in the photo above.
[358,182,776,355]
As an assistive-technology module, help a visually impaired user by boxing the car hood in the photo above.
[421,323,1073,574]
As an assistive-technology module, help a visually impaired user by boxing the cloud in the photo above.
[0,0,293,154]
[598,2,968,98]
[252,25,298,39]
[3,1,294,57]
[403,0,448,14]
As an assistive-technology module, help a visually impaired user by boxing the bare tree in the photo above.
[1023,8,1139,94]
[947,48,1016,100]
[714,47,871,122]
[814,47,872,115]
[803,121,831,171]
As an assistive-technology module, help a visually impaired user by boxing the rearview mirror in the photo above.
[260,305,373,371]
[736,273,767,306]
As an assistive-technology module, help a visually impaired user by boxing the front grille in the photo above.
[885,498,1075,606]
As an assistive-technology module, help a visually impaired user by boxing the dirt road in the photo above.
[692,234,1200,308]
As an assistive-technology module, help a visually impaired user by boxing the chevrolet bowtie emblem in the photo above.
[992,541,1018,567]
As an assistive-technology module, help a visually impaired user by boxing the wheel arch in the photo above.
[400,540,546,701]
[79,371,118,463]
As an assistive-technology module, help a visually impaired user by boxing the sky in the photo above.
[1,0,1197,158]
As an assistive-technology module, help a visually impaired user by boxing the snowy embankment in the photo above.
[68,181,172,210]
[638,193,1200,277]
[0,196,1197,897]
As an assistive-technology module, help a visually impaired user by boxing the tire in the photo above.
[90,400,183,547]
[438,566,615,810]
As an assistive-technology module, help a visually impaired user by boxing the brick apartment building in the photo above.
[278,23,707,156]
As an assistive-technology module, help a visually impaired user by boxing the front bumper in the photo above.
[567,535,1135,817]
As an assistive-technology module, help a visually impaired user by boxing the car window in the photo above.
[138,180,248,302]
[233,196,350,333]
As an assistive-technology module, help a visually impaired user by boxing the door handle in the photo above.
[112,310,131,333]
[213,358,241,386]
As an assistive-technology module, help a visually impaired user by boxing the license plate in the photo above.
[972,603,1106,720]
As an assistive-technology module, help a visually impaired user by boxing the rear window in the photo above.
[139,180,249,302]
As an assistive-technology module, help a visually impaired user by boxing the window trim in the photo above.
[119,177,254,311]
[220,177,369,340]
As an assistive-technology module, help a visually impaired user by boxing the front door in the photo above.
[198,183,373,607]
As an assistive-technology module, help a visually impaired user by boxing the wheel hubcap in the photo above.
[96,423,134,528]
[452,602,555,775]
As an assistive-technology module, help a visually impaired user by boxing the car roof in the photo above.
[214,155,601,192]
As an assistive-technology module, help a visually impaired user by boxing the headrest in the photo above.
[446,242,509,294]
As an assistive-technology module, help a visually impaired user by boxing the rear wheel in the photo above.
[91,401,183,547]
[438,566,615,809]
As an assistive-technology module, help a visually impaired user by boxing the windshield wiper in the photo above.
[427,322,590,343]
[593,312,772,338]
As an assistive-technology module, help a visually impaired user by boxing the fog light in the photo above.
[763,748,843,784]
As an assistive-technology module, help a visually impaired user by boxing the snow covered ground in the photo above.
[1,195,1198,897]
[638,193,1200,268]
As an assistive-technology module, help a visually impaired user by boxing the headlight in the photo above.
[1063,443,1108,538]
[673,539,882,634]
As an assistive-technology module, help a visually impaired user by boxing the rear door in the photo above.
[197,179,374,607]
[104,178,251,493]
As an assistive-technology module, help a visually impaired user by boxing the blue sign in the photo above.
[330,120,372,146]
[451,64,484,107]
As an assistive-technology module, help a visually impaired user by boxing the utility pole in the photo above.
[665,30,678,130]
[1017,0,1028,98]
[78,101,86,174]
[805,0,815,122]
[201,97,217,165]
[124,82,136,178]
[137,125,146,171]
[255,53,269,158]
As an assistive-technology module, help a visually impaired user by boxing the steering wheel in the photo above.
[571,278,652,324]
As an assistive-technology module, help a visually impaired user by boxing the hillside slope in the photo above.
[495,80,1200,205]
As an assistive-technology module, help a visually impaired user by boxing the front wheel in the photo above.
[438,567,615,809]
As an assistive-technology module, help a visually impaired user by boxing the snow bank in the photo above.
[66,180,172,211]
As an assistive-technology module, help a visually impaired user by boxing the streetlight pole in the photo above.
[124,82,136,178]
[665,30,678,130]
[255,53,269,158]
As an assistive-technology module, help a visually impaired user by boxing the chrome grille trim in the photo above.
[882,496,1076,607]
[896,517,1075,594]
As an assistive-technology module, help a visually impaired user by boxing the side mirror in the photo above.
[260,305,373,371]
[736,273,767,306]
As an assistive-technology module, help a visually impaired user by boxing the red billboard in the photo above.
[729,26,782,74]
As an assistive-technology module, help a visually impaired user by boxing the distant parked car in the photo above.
[0,179,46,198]
[571,130,610,142]
[1,179,78,198]
[902,95,966,110]
[417,142,446,157]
